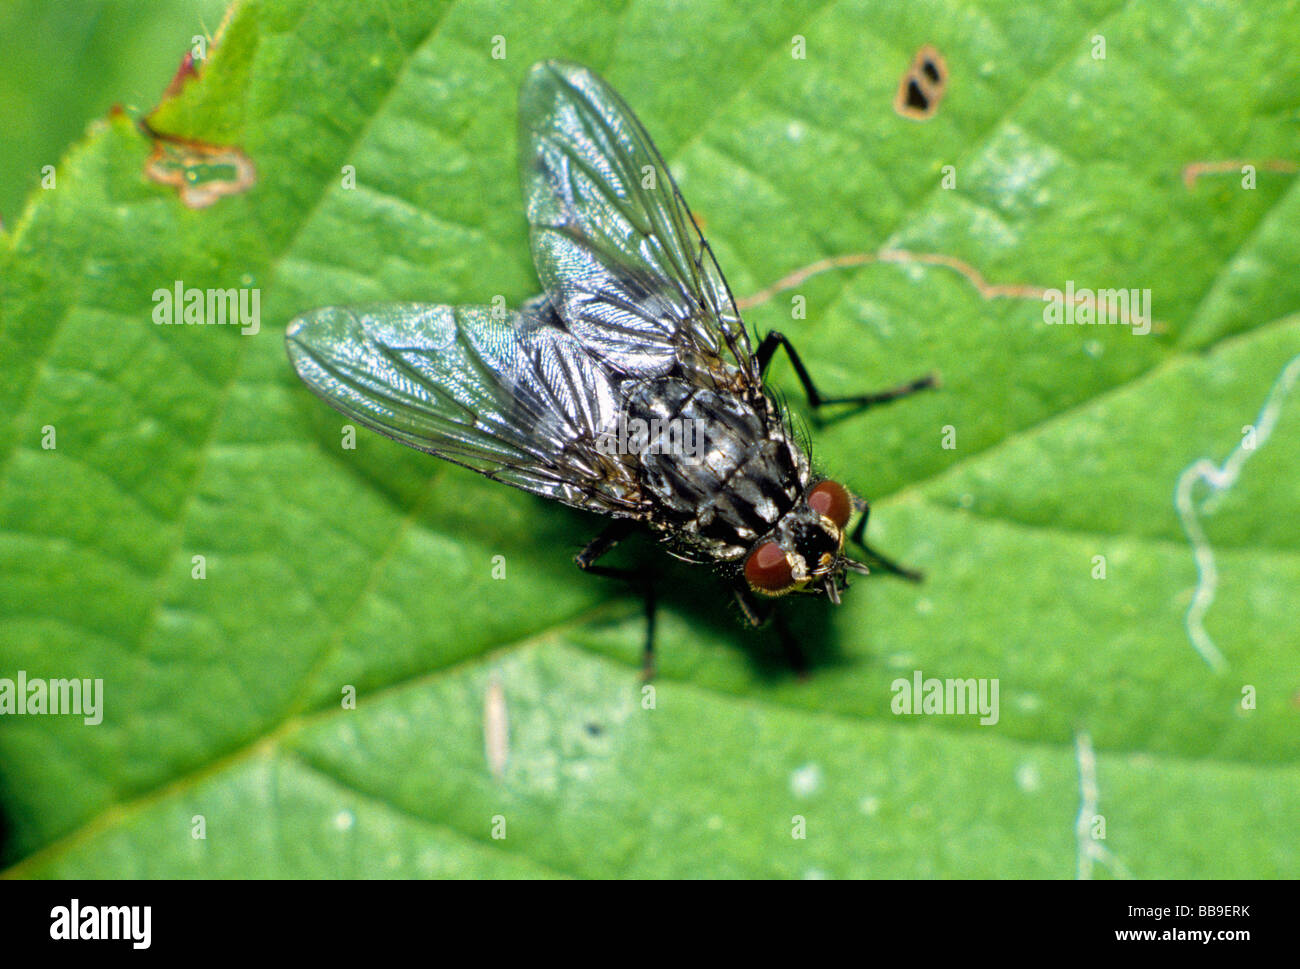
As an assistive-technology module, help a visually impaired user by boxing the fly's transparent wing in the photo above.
[285,300,643,515]
[518,59,757,385]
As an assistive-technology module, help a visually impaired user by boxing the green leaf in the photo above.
[2,0,1298,878]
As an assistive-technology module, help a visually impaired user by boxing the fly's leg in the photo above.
[733,587,808,677]
[848,501,924,583]
[576,520,657,679]
[771,608,809,677]
[732,585,768,627]
[575,518,635,570]
[754,331,931,579]
[755,331,938,410]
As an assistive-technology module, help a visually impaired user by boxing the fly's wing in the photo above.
[285,300,643,516]
[518,59,758,386]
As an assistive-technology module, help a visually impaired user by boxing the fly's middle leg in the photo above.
[576,519,657,679]
[755,331,938,411]
[848,501,924,583]
[755,331,931,581]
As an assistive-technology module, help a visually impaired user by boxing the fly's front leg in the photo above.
[733,585,770,628]
[576,519,657,679]
[848,501,924,583]
[733,586,808,676]
[755,331,938,411]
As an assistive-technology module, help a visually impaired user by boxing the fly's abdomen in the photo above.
[627,378,807,559]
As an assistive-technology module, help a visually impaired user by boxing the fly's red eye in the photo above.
[807,480,852,529]
[744,541,794,594]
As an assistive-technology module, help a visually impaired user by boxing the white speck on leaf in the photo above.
[790,763,823,797]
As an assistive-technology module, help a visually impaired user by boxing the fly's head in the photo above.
[742,479,868,604]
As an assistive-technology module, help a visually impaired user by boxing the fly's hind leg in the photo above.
[576,519,657,679]
[734,586,808,677]
[755,331,938,412]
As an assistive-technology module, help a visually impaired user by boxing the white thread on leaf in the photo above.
[1074,730,1131,880]
[1174,353,1300,671]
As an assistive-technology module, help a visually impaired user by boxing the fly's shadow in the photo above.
[554,516,848,681]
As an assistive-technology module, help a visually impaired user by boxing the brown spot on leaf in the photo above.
[894,45,948,121]
[141,120,256,210]
[162,50,201,101]
[139,25,254,210]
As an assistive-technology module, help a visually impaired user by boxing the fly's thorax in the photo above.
[623,378,812,562]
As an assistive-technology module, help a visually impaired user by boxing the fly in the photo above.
[285,60,937,676]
